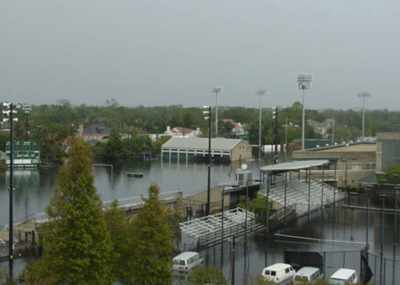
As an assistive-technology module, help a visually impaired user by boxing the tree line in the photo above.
[1,99,398,162]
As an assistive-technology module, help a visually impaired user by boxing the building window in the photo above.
[352,163,362,170]
[367,163,376,170]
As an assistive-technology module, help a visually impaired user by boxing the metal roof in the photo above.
[260,160,330,173]
[358,173,382,184]
[162,137,244,151]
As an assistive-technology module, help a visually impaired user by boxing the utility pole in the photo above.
[212,86,223,137]
[203,106,212,216]
[231,235,235,285]
[256,90,267,160]
[297,74,313,150]
[358,92,371,141]
[22,104,31,141]
[272,107,278,164]
[3,102,18,282]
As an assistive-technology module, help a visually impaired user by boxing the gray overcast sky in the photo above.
[1,0,399,110]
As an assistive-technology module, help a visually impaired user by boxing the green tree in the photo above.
[165,202,184,237]
[105,128,125,160]
[127,184,176,284]
[103,201,128,283]
[185,266,227,285]
[237,193,273,224]
[0,131,9,152]
[22,140,116,285]
[378,164,400,185]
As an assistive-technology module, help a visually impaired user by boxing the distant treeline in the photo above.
[1,99,398,161]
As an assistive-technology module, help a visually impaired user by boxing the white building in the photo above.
[162,137,252,163]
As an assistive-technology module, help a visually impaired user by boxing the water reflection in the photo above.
[200,204,399,285]
[1,157,399,284]
[0,158,264,227]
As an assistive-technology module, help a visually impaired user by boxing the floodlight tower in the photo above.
[212,86,223,137]
[358,92,371,141]
[255,90,267,159]
[297,74,313,150]
[203,106,212,216]
[22,104,31,141]
[3,102,18,281]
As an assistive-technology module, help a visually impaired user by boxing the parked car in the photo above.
[172,251,203,273]
[293,266,323,284]
[261,263,296,284]
[328,268,358,284]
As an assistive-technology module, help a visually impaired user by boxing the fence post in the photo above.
[384,258,386,285]
[343,251,346,268]
[375,255,377,284]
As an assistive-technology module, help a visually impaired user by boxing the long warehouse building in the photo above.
[162,137,252,163]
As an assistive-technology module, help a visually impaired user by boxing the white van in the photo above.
[261,263,296,284]
[329,268,358,285]
[172,251,203,273]
[293,267,323,284]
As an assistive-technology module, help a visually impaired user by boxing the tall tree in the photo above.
[23,140,117,284]
[128,184,175,284]
[105,128,125,160]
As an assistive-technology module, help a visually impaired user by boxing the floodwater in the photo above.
[203,203,400,284]
[0,157,399,284]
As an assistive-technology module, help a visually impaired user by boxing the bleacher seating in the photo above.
[260,177,345,217]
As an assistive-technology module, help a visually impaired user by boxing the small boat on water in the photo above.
[127,172,144,178]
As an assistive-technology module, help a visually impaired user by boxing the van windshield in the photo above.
[294,276,309,282]
[179,260,185,266]
[329,278,346,285]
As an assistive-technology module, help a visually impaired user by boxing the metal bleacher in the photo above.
[179,207,265,249]
[260,176,345,217]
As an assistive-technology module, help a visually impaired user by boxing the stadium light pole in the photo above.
[3,102,18,282]
[380,194,387,285]
[212,86,223,137]
[358,92,370,141]
[297,74,313,151]
[255,90,267,160]
[203,106,212,216]
[22,104,31,141]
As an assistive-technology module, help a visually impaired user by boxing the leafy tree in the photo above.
[185,266,227,285]
[103,201,129,283]
[165,202,184,237]
[22,140,117,284]
[13,121,26,141]
[153,135,172,154]
[105,128,125,160]
[378,164,400,185]
[237,193,273,224]
[219,120,235,138]
[0,131,9,152]
[127,184,176,284]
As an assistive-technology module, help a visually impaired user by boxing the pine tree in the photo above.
[126,184,176,284]
[23,140,117,284]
